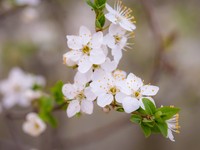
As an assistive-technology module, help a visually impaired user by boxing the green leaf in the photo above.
[141,124,151,137]
[38,96,54,112]
[142,98,156,115]
[95,19,102,29]
[97,13,105,28]
[32,84,43,91]
[156,122,168,137]
[51,81,65,105]
[116,107,124,112]
[156,106,180,120]
[151,125,161,134]
[86,0,97,10]
[39,112,57,128]
[130,114,142,124]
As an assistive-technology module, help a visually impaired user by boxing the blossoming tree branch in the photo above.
[0,0,180,142]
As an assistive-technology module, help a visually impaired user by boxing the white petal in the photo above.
[78,55,93,73]
[79,26,92,45]
[2,95,17,109]
[81,100,93,114]
[122,97,140,113]
[67,36,83,50]
[126,73,143,91]
[92,69,106,81]
[74,70,92,85]
[105,34,116,49]
[97,93,113,107]
[167,129,175,142]
[119,19,136,31]
[64,50,82,62]
[140,85,159,96]
[101,58,117,73]
[84,87,97,101]
[139,97,156,110]
[109,23,126,36]
[90,49,106,65]
[67,100,81,118]
[63,53,77,66]
[90,79,108,96]
[62,84,77,99]
[91,32,103,49]
[105,13,117,24]
[105,3,116,14]
[112,48,122,63]
[115,92,127,103]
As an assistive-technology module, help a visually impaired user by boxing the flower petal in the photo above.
[126,73,143,91]
[84,87,97,101]
[97,93,113,107]
[105,3,116,14]
[112,48,122,63]
[64,50,82,62]
[78,55,93,73]
[119,18,136,31]
[140,85,159,96]
[62,83,77,99]
[167,129,175,142]
[109,23,126,36]
[105,13,117,24]
[79,26,91,45]
[67,100,81,118]
[90,49,106,65]
[81,100,93,114]
[101,58,117,73]
[67,36,83,50]
[115,92,127,103]
[122,97,140,113]
[91,32,103,49]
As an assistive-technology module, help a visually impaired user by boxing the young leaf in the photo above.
[156,106,180,120]
[141,124,151,137]
[142,98,156,115]
[156,122,168,137]
[86,0,97,10]
[39,112,57,128]
[51,81,65,105]
[130,114,142,124]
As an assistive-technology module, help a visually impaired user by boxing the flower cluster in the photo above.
[0,0,180,141]
[0,67,45,109]
[62,1,180,141]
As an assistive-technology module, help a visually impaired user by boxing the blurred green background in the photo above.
[0,0,200,149]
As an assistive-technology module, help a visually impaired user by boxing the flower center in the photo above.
[134,91,141,98]
[34,122,40,129]
[13,85,21,92]
[93,64,100,69]
[109,87,118,95]
[82,45,91,55]
[76,92,86,100]
[114,35,122,44]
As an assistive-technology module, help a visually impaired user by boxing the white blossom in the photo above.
[104,23,134,63]
[117,73,159,113]
[65,26,106,73]
[105,1,136,31]
[22,113,46,137]
[90,69,126,107]
[62,72,96,118]
[0,67,45,108]
[166,113,180,142]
